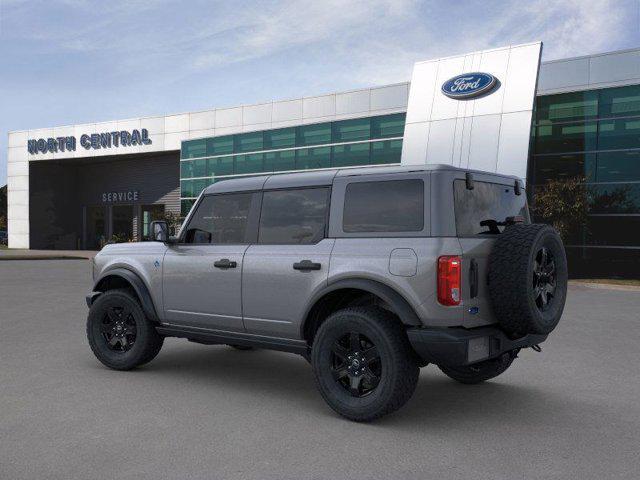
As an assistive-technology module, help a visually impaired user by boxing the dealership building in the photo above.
[6,45,640,271]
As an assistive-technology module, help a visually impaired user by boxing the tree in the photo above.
[531,177,589,243]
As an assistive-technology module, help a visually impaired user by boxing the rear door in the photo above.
[242,186,333,339]
[453,178,530,328]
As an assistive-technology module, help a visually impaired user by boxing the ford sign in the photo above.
[441,72,497,99]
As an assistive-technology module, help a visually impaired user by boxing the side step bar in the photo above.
[156,324,309,356]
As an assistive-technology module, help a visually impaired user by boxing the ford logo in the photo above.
[441,72,497,99]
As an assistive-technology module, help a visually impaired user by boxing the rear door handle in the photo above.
[469,259,478,298]
[293,260,321,271]
[214,258,237,269]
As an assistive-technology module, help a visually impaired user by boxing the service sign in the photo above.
[441,72,497,99]
[27,129,152,155]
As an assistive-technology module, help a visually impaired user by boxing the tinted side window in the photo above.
[453,180,530,236]
[184,193,253,244]
[343,179,424,233]
[259,188,329,244]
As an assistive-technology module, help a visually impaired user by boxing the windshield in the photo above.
[453,179,530,236]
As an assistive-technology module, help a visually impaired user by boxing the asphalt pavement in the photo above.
[1,260,639,479]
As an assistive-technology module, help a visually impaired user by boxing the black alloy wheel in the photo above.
[101,305,137,352]
[533,247,556,312]
[331,331,381,397]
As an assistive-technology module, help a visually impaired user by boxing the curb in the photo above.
[0,256,90,261]
[569,280,640,292]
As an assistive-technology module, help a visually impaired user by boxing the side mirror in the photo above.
[150,220,169,243]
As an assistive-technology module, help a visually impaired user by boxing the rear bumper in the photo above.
[407,325,547,367]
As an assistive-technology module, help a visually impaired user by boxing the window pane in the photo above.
[589,183,640,214]
[264,150,296,172]
[343,180,424,233]
[598,85,640,118]
[181,139,206,159]
[259,188,329,244]
[296,147,331,170]
[597,119,640,150]
[584,216,640,247]
[206,136,233,156]
[454,180,530,236]
[332,118,370,142]
[234,132,263,153]
[596,150,640,182]
[192,179,208,197]
[534,121,598,154]
[332,143,370,167]
[180,160,194,178]
[184,193,253,244]
[180,159,206,178]
[531,153,596,184]
[370,139,403,165]
[535,91,598,124]
[180,180,193,198]
[235,153,264,175]
[208,156,234,176]
[297,123,331,146]
[371,113,406,139]
[181,199,195,217]
[264,128,296,149]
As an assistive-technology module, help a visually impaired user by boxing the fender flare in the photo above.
[301,278,422,337]
[91,268,159,322]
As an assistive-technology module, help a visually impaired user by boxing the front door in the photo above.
[242,187,332,339]
[162,192,258,332]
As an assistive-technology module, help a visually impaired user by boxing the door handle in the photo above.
[214,258,237,269]
[293,260,321,271]
[469,259,478,298]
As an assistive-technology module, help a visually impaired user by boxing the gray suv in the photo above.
[86,165,567,421]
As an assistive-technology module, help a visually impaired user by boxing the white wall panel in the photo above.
[405,66,438,124]
[8,233,29,249]
[370,84,409,111]
[215,107,243,128]
[538,58,589,92]
[140,116,165,134]
[467,114,502,171]
[164,114,189,133]
[336,90,370,115]
[9,131,28,147]
[303,95,336,118]
[496,110,534,179]
[502,43,541,112]
[7,161,28,177]
[589,50,640,85]
[8,146,27,163]
[242,103,272,125]
[272,99,303,122]
[164,132,183,151]
[189,111,215,131]
[400,122,430,166]
[472,49,510,116]
[425,119,456,165]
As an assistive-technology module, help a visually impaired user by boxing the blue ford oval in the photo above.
[441,72,497,99]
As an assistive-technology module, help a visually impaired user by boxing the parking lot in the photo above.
[1,259,640,479]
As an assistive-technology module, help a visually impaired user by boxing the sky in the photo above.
[1,0,639,186]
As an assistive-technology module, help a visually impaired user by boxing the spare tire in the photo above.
[488,223,567,337]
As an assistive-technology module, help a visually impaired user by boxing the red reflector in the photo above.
[437,256,461,306]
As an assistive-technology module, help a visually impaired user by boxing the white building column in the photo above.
[7,132,30,249]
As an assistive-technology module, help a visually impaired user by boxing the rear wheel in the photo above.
[87,289,163,370]
[439,350,518,385]
[311,307,419,422]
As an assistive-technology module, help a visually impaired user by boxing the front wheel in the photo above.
[87,289,164,370]
[311,307,419,422]
[438,350,518,385]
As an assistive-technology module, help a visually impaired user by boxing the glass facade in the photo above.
[529,84,640,266]
[180,113,405,214]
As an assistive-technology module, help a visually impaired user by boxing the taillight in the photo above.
[437,256,461,306]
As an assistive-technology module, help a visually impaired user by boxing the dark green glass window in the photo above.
[598,85,640,118]
[264,128,296,149]
[598,119,640,150]
[180,180,193,198]
[370,140,403,165]
[371,113,406,139]
[264,150,296,172]
[208,156,234,176]
[332,118,370,142]
[589,183,640,214]
[192,179,208,197]
[534,122,598,154]
[235,153,264,174]
[535,91,598,124]
[181,159,207,178]
[332,143,370,168]
[182,139,207,159]
[206,136,233,156]
[297,123,331,146]
[531,153,597,184]
[180,160,193,178]
[234,132,263,153]
[181,199,196,216]
[596,151,640,182]
[296,147,331,170]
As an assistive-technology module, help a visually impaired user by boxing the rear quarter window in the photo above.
[343,179,424,233]
[453,179,530,236]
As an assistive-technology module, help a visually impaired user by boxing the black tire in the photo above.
[311,307,419,422]
[87,289,164,371]
[488,223,568,337]
[227,344,254,351]
[439,350,518,385]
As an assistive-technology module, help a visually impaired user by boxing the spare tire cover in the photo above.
[487,223,568,337]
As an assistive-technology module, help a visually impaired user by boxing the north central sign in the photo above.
[27,128,152,155]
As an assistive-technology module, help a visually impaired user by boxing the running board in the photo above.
[156,325,309,356]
